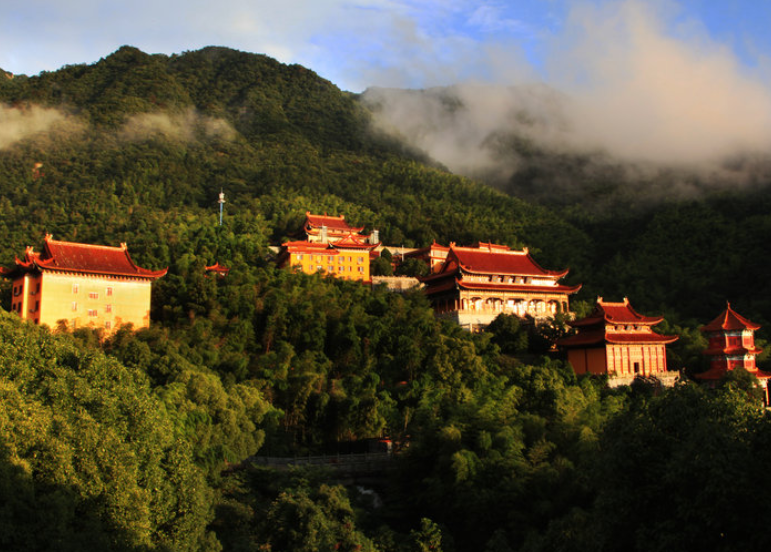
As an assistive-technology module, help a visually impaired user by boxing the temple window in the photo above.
[88,309,97,317]
[72,284,79,294]
[105,321,112,330]
[106,304,112,313]
[106,287,113,296]
[89,292,99,299]
[72,302,77,311]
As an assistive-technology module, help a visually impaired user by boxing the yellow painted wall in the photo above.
[289,249,370,282]
[13,271,153,333]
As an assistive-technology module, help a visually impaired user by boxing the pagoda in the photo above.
[557,297,679,386]
[419,242,581,329]
[695,303,770,401]
[2,234,167,333]
[277,233,379,283]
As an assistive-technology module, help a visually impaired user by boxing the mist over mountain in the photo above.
[362,83,771,211]
[361,2,771,212]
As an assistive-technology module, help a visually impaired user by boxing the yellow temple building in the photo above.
[277,233,378,283]
[1,235,167,333]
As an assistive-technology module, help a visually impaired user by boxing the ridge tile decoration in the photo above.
[556,296,679,386]
[695,302,770,403]
[418,241,581,330]
[2,234,167,334]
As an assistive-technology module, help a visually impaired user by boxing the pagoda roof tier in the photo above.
[701,302,761,332]
[703,346,763,357]
[694,366,771,381]
[304,212,364,234]
[5,235,167,279]
[558,329,679,348]
[570,297,664,327]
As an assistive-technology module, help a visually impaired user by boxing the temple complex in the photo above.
[2,235,167,333]
[695,303,770,402]
[419,242,581,330]
[300,212,378,245]
[557,297,679,386]
[277,233,378,283]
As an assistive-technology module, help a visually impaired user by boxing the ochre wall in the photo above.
[289,250,370,282]
[15,271,153,333]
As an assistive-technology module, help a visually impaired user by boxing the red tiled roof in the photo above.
[606,331,679,345]
[205,262,230,276]
[701,302,761,332]
[571,297,664,327]
[304,212,364,234]
[450,246,569,278]
[330,233,378,250]
[282,240,338,253]
[558,329,678,347]
[9,235,167,279]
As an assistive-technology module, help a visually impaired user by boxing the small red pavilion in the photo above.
[557,297,679,385]
[695,303,770,401]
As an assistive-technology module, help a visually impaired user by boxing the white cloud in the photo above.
[0,105,70,150]
[365,0,771,178]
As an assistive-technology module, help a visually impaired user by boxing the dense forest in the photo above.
[2,46,771,551]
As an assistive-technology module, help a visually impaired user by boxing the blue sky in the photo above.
[1,0,769,93]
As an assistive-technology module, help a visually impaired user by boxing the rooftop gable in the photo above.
[701,302,761,332]
[448,243,569,278]
[572,297,665,327]
[330,233,379,250]
[304,212,364,234]
[12,235,167,279]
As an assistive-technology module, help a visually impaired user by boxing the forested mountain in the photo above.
[2,46,771,551]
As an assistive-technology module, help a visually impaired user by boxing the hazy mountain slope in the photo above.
[0,46,589,276]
